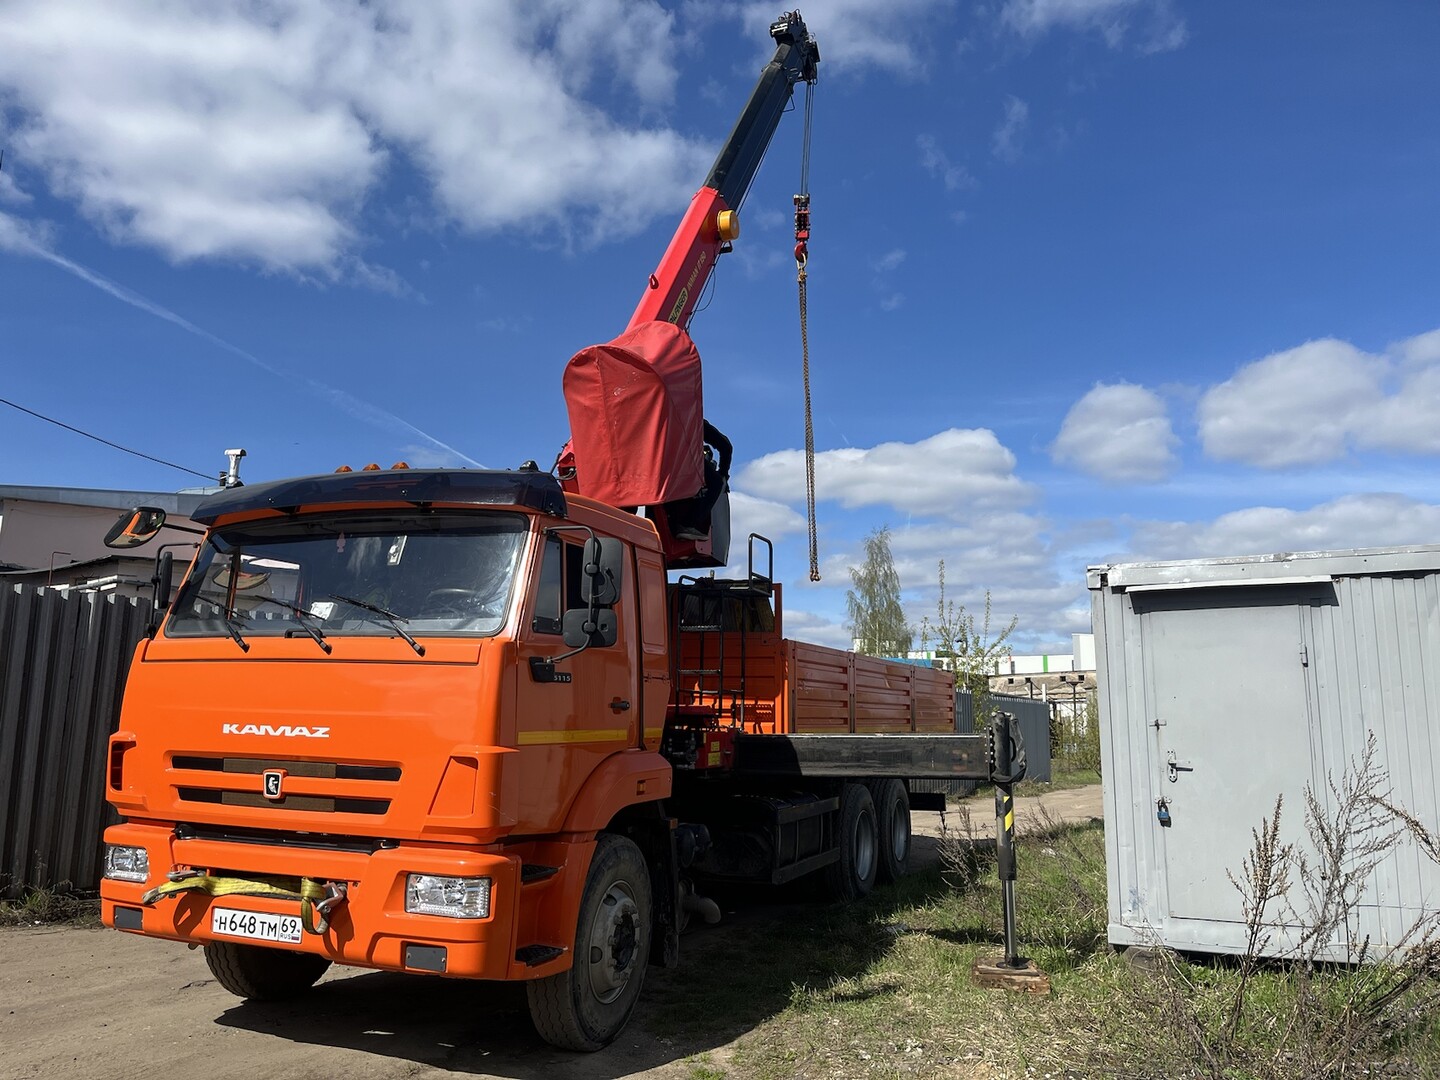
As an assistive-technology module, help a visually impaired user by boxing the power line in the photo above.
[0,395,216,483]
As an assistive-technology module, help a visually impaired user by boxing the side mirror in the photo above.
[581,537,623,608]
[562,608,618,649]
[105,507,167,549]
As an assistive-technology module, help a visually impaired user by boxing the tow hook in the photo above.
[302,881,348,936]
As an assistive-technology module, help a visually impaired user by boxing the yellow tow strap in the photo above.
[141,874,335,935]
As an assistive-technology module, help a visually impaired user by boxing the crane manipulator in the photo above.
[557,10,819,570]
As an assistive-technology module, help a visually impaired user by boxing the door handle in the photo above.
[1166,751,1193,783]
[610,698,631,713]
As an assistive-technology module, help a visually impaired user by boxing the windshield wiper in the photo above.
[328,593,425,656]
[201,596,249,653]
[249,595,332,654]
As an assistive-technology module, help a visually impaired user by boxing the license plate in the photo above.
[210,907,304,945]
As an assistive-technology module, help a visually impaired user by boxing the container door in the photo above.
[1139,588,1317,927]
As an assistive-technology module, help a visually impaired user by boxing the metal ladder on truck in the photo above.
[662,535,774,767]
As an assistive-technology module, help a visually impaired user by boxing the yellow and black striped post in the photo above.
[992,712,1021,966]
[972,712,1050,993]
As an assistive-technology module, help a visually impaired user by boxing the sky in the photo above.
[2,0,1438,655]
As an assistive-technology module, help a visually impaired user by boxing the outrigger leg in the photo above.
[972,712,1052,995]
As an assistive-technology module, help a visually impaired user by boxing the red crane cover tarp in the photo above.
[563,320,705,507]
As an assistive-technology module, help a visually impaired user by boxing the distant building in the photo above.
[988,633,1096,726]
[0,483,212,600]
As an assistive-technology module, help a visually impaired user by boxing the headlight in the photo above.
[103,845,150,883]
[405,874,491,919]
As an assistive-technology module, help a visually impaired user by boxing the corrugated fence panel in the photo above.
[0,585,150,897]
[911,689,1052,795]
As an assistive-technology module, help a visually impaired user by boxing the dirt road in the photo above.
[0,785,1102,1080]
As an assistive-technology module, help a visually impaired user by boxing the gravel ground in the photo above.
[0,784,1103,1080]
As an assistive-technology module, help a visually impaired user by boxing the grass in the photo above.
[0,880,101,927]
[645,820,1440,1079]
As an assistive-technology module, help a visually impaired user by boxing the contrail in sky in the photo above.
[0,216,483,468]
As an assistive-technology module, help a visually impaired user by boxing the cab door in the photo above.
[512,531,640,834]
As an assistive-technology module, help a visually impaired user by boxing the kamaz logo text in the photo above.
[222,723,331,739]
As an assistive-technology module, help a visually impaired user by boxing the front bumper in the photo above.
[100,822,522,980]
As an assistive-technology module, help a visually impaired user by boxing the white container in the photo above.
[1089,545,1440,960]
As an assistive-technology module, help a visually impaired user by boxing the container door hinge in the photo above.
[1300,644,1309,667]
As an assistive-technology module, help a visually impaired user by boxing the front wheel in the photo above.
[204,941,331,1000]
[528,834,652,1051]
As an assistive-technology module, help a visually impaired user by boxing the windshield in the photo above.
[167,511,528,641]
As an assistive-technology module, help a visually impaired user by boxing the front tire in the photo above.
[204,941,331,1000]
[528,834,652,1051]
[873,778,912,884]
[823,782,879,902]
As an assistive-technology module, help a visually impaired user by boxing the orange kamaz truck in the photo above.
[98,13,999,1051]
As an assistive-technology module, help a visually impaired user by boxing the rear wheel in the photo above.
[873,778,912,884]
[528,834,652,1052]
[204,941,331,1000]
[823,782,878,902]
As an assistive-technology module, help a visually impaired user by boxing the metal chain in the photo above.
[794,79,820,582]
[798,265,820,582]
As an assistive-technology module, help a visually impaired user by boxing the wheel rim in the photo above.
[584,877,641,1004]
[853,809,877,882]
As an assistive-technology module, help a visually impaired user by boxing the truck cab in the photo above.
[102,467,677,1048]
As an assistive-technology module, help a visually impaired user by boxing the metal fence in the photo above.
[911,688,1054,797]
[0,584,151,897]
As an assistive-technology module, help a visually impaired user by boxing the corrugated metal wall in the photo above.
[0,584,151,897]
[1093,554,1440,961]
[911,689,1053,795]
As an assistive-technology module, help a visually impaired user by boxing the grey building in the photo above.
[0,484,210,599]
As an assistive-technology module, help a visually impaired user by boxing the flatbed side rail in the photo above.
[732,732,991,780]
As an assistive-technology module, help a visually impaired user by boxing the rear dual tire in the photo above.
[872,778,912,884]
[824,782,880,902]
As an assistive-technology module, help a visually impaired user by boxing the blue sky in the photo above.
[2,0,1438,653]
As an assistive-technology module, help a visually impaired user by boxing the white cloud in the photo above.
[811,515,1086,656]
[1001,0,1187,53]
[991,96,1030,162]
[870,248,906,310]
[1198,338,1382,467]
[780,608,854,650]
[738,428,1034,516]
[0,0,708,276]
[1052,382,1177,482]
[873,248,906,273]
[1128,493,1440,563]
[1196,330,1440,467]
[728,490,808,542]
[0,208,50,252]
[733,0,952,74]
[0,164,30,205]
[1394,328,1440,366]
[917,134,976,192]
